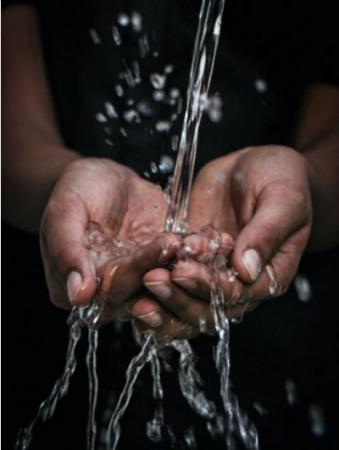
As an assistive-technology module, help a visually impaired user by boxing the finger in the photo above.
[131,297,198,343]
[97,233,182,305]
[171,259,213,300]
[178,231,233,262]
[143,268,216,333]
[40,194,97,308]
[232,184,311,284]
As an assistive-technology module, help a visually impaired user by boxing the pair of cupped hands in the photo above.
[40,146,312,342]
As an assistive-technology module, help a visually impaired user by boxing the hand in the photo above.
[40,157,179,320]
[135,146,313,337]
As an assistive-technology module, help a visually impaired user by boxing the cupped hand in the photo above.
[136,146,313,338]
[40,157,177,317]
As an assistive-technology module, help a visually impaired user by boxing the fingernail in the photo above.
[136,311,162,328]
[242,249,261,281]
[67,271,82,304]
[172,278,198,290]
[145,282,171,299]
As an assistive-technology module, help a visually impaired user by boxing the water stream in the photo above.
[15,316,82,450]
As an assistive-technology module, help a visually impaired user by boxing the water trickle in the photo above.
[146,354,165,442]
[15,315,82,450]
[172,339,217,420]
[86,329,99,450]
[105,334,155,450]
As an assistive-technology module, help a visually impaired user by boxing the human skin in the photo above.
[3,6,339,341]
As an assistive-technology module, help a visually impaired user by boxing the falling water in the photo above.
[146,354,165,443]
[165,0,226,234]
[211,256,258,450]
[105,334,155,450]
[15,315,82,450]
[86,329,99,450]
[106,2,228,448]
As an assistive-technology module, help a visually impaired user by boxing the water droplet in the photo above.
[117,12,130,27]
[285,379,297,406]
[104,102,118,119]
[253,402,268,415]
[150,73,166,90]
[120,127,127,137]
[105,139,114,146]
[132,61,141,84]
[184,427,196,448]
[153,51,160,58]
[155,121,171,132]
[154,203,161,212]
[266,265,278,296]
[150,162,158,174]
[89,29,101,44]
[153,91,166,102]
[143,171,150,179]
[137,101,154,117]
[294,275,312,302]
[206,95,223,122]
[115,84,124,97]
[112,26,121,45]
[309,404,327,437]
[254,78,268,94]
[169,88,180,99]
[171,135,179,151]
[138,35,149,58]
[123,109,140,123]
[95,113,107,123]
[199,316,207,334]
[131,12,143,32]
[164,64,174,74]
[159,155,174,174]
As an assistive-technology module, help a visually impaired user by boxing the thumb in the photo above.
[40,195,97,308]
[232,185,310,284]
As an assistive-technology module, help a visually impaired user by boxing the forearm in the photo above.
[302,127,339,251]
[2,5,80,232]
[3,141,80,233]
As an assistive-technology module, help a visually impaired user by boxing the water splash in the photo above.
[172,339,216,420]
